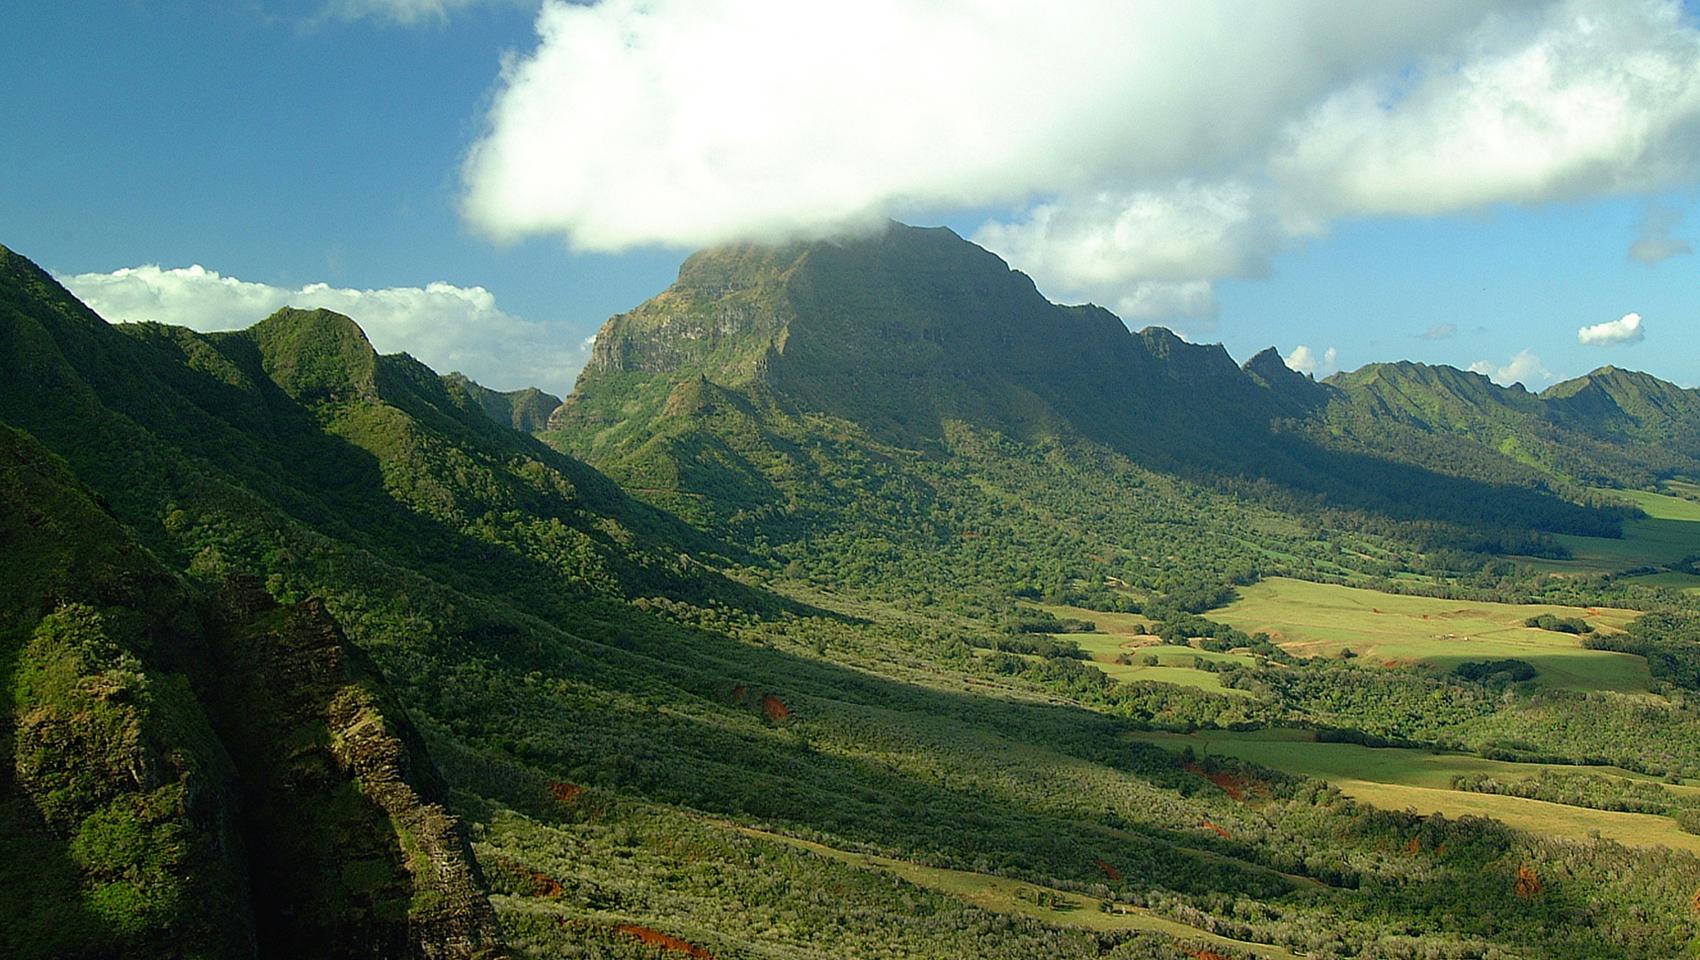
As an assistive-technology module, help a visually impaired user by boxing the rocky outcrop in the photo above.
[202,578,505,960]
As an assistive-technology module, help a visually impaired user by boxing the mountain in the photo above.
[548,222,1663,607]
[10,235,1700,958]
[442,374,562,434]
[1327,361,1700,488]
[0,422,502,958]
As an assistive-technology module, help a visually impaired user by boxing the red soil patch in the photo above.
[549,781,583,804]
[1513,865,1542,899]
[1184,763,1253,801]
[615,924,714,959]
[528,869,562,899]
[1691,887,1700,914]
[1189,951,1231,960]
[1199,820,1232,840]
[1406,836,1421,856]
[1093,858,1122,881]
[960,530,980,540]
[760,694,791,721]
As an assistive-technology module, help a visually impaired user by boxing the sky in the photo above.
[3,0,1699,395]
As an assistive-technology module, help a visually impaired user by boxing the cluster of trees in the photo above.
[1523,613,1593,634]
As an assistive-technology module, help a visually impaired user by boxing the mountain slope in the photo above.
[548,222,1651,608]
[442,374,562,434]
[0,423,503,958]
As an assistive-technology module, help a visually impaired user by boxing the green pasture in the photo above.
[1213,578,1644,693]
[1129,729,1700,854]
[1038,603,1255,696]
[1625,571,1700,594]
[1516,487,1700,575]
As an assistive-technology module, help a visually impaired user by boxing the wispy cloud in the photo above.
[1577,312,1647,345]
[316,0,527,26]
[1629,205,1692,264]
[1416,323,1458,341]
[58,264,585,394]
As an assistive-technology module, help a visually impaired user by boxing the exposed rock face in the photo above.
[202,579,505,960]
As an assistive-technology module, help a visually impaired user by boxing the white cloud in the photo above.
[1470,349,1553,386]
[460,0,1700,335]
[1112,281,1220,324]
[59,265,585,395]
[1630,205,1692,263]
[462,0,1498,253]
[1284,345,1339,378]
[1417,323,1459,341]
[1577,311,1647,344]
[1273,1,1700,218]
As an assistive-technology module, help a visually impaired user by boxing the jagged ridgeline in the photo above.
[548,221,1691,601]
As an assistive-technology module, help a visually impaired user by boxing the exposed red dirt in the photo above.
[615,924,714,959]
[1513,865,1543,899]
[1184,763,1254,801]
[528,869,562,899]
[549,780,583,804]
[1406,835,1421,856]
[1189,951,1231,960]
[1199,820,1232,840]
[760,694,791,721]
[1093,858,1122,881]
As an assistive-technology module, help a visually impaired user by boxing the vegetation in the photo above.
[10,226,1700,958]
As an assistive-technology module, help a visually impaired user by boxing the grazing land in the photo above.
[1516,487,1700,575]
[1213,578,1644,693]
[1130,729,1700,853]
[1038,603,1257,696]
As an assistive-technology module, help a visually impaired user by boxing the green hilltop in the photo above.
[8,231,1700,958]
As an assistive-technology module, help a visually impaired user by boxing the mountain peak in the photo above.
[249,307,379,403]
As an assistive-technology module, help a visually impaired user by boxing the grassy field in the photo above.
[736,825,1303,959]
[1516,487,1700,576]
[1037,603,1256,696]
[1212,578,1644,693]
[1662,478,1700,502]
[1129,729,1700,854]
[1626,570,1700,594]
[1607,486,1700,522]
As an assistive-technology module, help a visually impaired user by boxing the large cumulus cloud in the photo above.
[461,0,1700,325]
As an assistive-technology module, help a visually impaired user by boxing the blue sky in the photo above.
[3,1,1698,394]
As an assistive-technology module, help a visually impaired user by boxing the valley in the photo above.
[7,226,1700,958]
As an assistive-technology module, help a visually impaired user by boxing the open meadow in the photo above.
[1517,486,1700,586]
[1129,729,1700,854]
[1037,603,1257,696]
[1212,578,1644,693]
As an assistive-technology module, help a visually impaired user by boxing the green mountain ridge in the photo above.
[0,422,503,958]
[11,232,1700,958]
